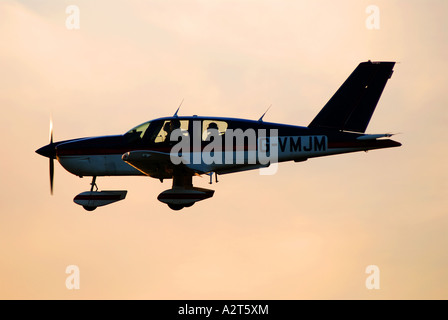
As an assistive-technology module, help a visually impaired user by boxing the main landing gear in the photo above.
[157,175,215,211]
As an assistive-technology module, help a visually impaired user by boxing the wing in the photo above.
[122,150,196,179]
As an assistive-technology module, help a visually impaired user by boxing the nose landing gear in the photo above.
[73,176,127,211]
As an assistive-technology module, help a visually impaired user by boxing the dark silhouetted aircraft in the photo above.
[36,61,401,211]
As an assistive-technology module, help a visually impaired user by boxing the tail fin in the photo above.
[308,61,395,133]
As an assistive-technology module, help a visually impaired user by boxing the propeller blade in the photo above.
[49,116,53,144]
[50,158,54,195]
[49,116,54,195]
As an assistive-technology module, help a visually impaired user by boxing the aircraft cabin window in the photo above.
[154,119,189,143]
[202,120,228,141]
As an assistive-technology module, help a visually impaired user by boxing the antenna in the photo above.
[173,98,184,117]
[258,104,272,122]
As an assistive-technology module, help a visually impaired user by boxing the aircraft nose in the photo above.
[36,143,57,159]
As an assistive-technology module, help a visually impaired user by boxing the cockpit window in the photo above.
[202,120,227,141]
[125,121,150,139]
[154,119,189,143]
[125,119,194,145]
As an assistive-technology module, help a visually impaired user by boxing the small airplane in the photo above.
[36,61,401,211]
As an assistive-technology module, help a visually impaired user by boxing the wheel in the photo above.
[168,204,184,211]
[83,205,97,211]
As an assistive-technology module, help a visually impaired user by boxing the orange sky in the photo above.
[0,0,447,299]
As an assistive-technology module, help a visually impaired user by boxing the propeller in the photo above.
[49,117,54,195]
[36,116,58,195]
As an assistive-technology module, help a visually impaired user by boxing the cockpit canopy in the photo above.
[124,118,228,145]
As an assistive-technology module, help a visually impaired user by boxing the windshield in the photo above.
[125,121,150,138]
[124,119,188,145]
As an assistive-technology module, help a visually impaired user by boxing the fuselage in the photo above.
[44,116,400,179]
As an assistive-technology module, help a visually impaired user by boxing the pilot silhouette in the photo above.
[205,122,219,141]
[164,119,181,143]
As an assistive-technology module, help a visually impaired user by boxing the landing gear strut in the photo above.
[83,176,98,211]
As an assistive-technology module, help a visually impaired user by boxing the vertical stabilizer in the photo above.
[308,61,395,133]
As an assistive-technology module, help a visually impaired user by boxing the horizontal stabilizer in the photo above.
[356,133,393,140]
[309,61,395,133]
